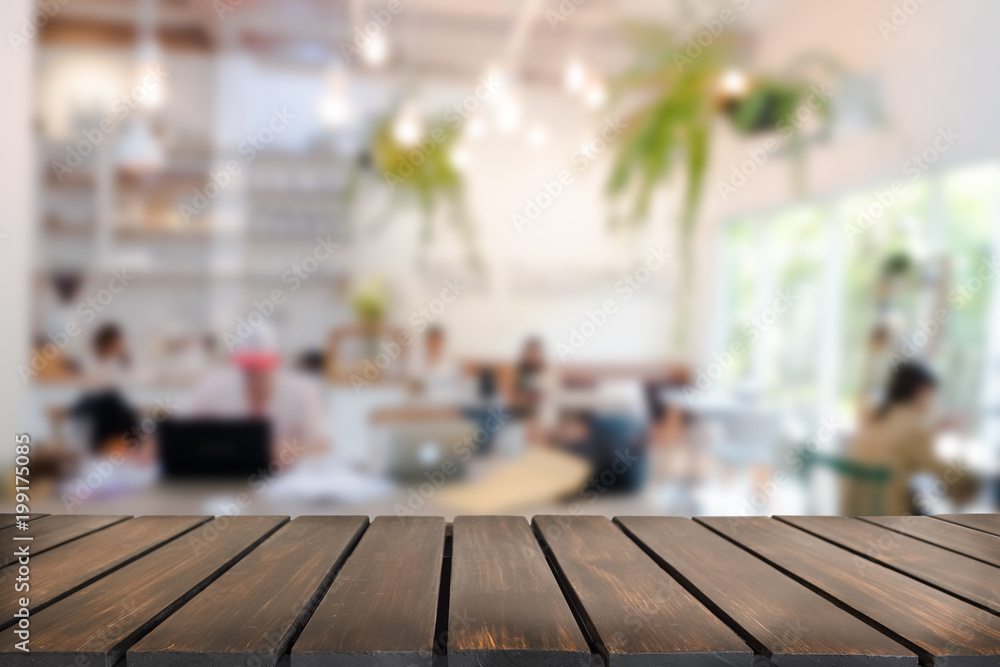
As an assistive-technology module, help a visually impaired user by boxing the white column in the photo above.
[0,0,37,501]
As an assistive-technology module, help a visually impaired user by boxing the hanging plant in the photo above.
[351,109,483,273]
[604,20,835,351]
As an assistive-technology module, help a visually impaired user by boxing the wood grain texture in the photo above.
[699,516,1000,666]
[616,516,914,666]
[129,516,368,667]
[0,515,209,628]
[535,515,751,667]
[0,515,285,667]
[862,515,1000,568]
[292,516,445,667]
[780,515,1000,613]
[0,514,128,567]
[936,514,1000,538]
[449,516,591,667]
[0,514,47,529]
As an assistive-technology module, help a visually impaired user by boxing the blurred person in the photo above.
[843,361,976,515]
[69,323,140,455]
[410,326,463,401]
[511,336,557,423]
[65,323,156,497]
[182,325,330,462]
[512,336,648,491]
[87,322,132,386]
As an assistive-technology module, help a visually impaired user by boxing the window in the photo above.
[717,163,1000,432]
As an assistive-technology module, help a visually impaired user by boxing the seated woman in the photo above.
[843,362,975,515]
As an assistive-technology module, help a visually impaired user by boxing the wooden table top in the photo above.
[2,513,998,666]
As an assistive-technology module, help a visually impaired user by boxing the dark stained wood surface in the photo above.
[0,515,208,628]
[0,514,47,529]
[2,512,999,665]
[293,516,445,667]
[128,516,368,667]
[448,516,591,667]
[863,515,1000,568]
[0,515,285,667]
[780,515,1000,613]
[699,516,1000,666]
[936,514,1000,538]
[616,516,915,666]
[0,514,128,567]
[535,515,751,667]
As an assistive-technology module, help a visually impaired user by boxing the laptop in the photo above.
[158,418,271,479]
[382,419,476,482]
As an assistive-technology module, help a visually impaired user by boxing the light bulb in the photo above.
[363,33,389,66]
[720,69,749,97]
[393,102,422,145]
[450,145,471,170]
[496,96,521,133]
[584,81,606,109]
[564,60,586,93]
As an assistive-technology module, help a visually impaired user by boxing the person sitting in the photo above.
[843,361,975,515]
[182,325,330,463]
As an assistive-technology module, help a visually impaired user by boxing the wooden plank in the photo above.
[0,514,47,529]
[0,515,210,628]
[535,515,752,667]
[448,515,591,667]
[863,515,1000,568]
[0,514,128,567]
[129,516,368,667]
[616,516,915,666]
[292,516,445,667]
[0,515,285,667]
[936,514,1000,538]
[780,515,1000,613]
[699,516,1000,666]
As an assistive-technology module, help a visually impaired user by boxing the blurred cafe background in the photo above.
[1,0,998,519]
